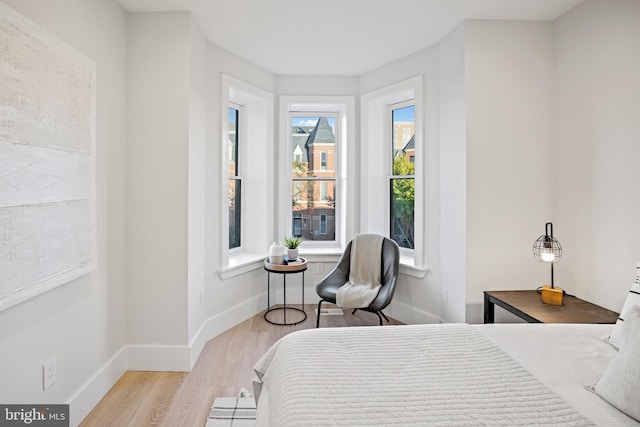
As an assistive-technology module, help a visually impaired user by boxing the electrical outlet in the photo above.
[315,263,323,274]
[43,356,57,390]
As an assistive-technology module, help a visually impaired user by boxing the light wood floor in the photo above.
[80,304,402,427]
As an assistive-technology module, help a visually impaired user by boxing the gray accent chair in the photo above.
[315,236,400,327]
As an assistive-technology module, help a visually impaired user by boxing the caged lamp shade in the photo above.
[532,222,562,288]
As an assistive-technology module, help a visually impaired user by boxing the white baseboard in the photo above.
[126,292,267,371]
[67,346,128,426]
[127,344,192,371]
[385,300,441,325]
[188,292,266,367]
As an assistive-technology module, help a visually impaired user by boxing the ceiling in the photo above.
[115,0,583,76]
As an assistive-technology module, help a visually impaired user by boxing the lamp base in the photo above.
[541,285,563,306]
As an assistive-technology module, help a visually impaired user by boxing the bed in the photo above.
[253,323,640,426]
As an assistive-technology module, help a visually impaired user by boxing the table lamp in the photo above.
[532,222,563,305]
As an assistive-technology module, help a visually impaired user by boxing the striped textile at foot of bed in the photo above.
[206,396,256,427]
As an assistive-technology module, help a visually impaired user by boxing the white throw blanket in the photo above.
[336,234,383,308]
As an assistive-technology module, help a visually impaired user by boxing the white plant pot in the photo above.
[287,248,299,261]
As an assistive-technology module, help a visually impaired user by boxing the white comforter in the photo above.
[253,323,611,426]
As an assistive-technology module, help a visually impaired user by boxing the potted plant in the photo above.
[283,236,302,261]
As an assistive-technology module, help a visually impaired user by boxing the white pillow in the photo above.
[607,264,640,349]
[593,304,640,422]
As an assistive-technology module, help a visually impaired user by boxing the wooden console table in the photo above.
[483,290,618,324]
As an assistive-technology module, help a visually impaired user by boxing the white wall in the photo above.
[126,12,281,368]
[554,0,640,312]
[277,76,358,96]
[0,0,128,424]
[463,20,556,323]
[439,23,467,323]
[188,18,208,343]
[126,12,191,349]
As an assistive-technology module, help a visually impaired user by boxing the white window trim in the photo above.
[361,76,428,277]
[278,96,355,254]
[219,74,274,278]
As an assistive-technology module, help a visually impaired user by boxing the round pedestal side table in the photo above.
[263,257,307,326]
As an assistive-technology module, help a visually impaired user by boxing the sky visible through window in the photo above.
[292,117,336,128]
[393,105,414,123]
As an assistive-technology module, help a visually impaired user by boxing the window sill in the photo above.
[298,246,344,263]
[217,248,429,279]
[399,253,430,278]
[218,252,266,280]
[302,247,429,278]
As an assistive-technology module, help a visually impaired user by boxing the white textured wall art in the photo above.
[0,3,96,311]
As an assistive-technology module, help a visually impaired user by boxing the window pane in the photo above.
[390,178,414,249]
[228,107,239,177]
[228,179,241,249]
[291,117,336,178]
[391,105,415,175]
[391,103,415,249]
[291,179,335,241]
[291,115,337,242]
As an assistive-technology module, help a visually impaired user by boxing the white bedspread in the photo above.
[476,323,638,427]
[253,323,615,426]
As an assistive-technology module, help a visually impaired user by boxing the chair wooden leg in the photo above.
[316,300,324,328]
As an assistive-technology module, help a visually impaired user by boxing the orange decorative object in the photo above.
[541,285,563,306]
